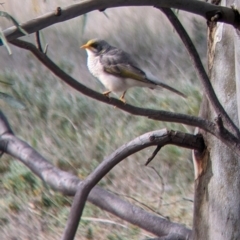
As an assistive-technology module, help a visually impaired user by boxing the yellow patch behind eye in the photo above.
[80,39,98,49]
[87,39,98,45]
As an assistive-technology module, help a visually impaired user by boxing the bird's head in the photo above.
[81,39,110,55]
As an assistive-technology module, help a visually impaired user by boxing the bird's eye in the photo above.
[91,43,98,49]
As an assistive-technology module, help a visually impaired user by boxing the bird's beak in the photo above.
[80,43,90,49]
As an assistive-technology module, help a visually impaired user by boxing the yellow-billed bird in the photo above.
[81,39,186,103]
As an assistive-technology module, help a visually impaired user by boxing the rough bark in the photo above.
[193,0,240,239]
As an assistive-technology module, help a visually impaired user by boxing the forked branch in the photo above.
[0,110,194,239]
[61,129,203,240]
[159,7,240,139]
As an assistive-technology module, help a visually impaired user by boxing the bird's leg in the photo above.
[119,91,127,103]
[103,90,111,97]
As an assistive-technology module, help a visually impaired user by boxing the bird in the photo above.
[81,39,186,103]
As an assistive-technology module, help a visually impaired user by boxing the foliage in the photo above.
[0,10,28,53]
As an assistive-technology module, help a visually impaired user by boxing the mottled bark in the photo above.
[193,1,240,239]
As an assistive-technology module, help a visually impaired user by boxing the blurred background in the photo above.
[0,1,206,239]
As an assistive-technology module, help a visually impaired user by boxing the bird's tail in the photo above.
[153,80,187,98]
[147,74,187,98]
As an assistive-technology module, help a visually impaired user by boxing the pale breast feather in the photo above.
[87,54,103,78]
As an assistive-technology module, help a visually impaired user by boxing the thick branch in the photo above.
[10,39,240,156]
[159,7,240,139]
[3,0,239,42]
[62,129,203,239]
[9,39,213,131]
[0,111,192,239]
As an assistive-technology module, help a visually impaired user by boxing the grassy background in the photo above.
[0,1,206,239]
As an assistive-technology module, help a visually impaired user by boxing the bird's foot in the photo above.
[119,96,126,104]
[103,91,111,97]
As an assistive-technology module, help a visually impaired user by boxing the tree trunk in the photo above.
[193,0,240,239]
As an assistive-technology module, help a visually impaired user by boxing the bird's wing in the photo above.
[104,64,152,83]
[100,48,187,98]
[100,48,153,84]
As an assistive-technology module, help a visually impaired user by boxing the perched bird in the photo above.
[81,39,186,103]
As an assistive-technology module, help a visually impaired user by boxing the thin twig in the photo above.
[108,190,168,219]
[35,31,43,52]
[148,166,165,195]
[162,199,191,206]
[148,166,165,209]
[183,198,193,203]
[145,145,161,165]
[159,7,240,139]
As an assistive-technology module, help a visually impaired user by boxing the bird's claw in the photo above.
[119,96,126,104]
[119,91,127,104]
[103,91,111,97]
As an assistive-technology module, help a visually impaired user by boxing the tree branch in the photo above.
[9,39,213,131]
[3,0,239,42]
[61,129,203,240]
[35,31,43,52]
[0,110,192,239]
[159,7,240,139]
[10,39,240,156]
[146,145,162,165]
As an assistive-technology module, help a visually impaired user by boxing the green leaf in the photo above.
[0,10,28,35]
[81,14,87,35]
[0,28,12,54]
[0,92,25,109]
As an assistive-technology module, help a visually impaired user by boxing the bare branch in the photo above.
[3,0,239,42]
[148,166,165,207]
[215,114,224,133]
[61,129,202,240]
[10,38,240,156]
[0,111,193,239]
[109,190,167,219]
[9,39,213,131]
[35,31,43,52]
[146,145,162,165]
[159,7,240,139]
